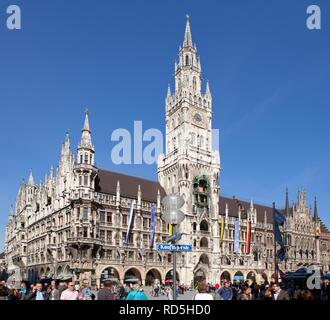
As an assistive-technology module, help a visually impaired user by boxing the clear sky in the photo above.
[0,0,329,250]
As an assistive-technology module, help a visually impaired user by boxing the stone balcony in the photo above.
[66,237,103,248]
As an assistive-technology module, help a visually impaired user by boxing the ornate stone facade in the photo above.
[4,17,330,287]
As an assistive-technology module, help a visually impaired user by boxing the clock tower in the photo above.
[158,15,221,285]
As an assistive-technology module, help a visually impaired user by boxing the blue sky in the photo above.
[0,0,329,250]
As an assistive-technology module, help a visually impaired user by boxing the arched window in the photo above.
[200,237,208,248]
[193,77,197,91]
[200,220,209,233]
[192,222,197,232]
[185,55,189,66]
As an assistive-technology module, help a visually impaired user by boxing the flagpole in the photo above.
[272,202,278,283]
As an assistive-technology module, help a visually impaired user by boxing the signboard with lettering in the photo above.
[156,243,192,252]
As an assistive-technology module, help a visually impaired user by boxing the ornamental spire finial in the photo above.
[183,14,193,47]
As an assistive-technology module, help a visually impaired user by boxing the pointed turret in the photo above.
[116,180,121,206]
[137,184,142,206]
[250,199,254,211]
[285,188,290,217]
[206,80,211,96]
[167,83,171,97]
[9,205,15,216]
[314,196,319,222]
[28,170,34,186]
[79,109,93,149]
[183,14,193,47]
[50,166,54,179]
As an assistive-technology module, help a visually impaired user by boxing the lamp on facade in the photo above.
[161,193,185,300]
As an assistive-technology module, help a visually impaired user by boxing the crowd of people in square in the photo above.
[192,279,330,300]
[0,277,329,301]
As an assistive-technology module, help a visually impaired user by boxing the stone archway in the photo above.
[101,266,120,282]
[124,268,142,284]
[145,268,162,286]
[165,269,180,284]
[194,268,206,286]
[40,268,45,279]
[45,267,51,278]
[56,266,63,280]
[233,271,244,283]
[220,271,231,282]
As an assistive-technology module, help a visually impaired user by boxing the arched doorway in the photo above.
[101,267,120,282]
[246,271,256,282]
[165,270,180,284]
[194,269,206,286]
[45,267,51,278]
[124,268,142,284]
[145,269,162,286]
[199,253,210,266]
[56,266,63,280]
[220,271,231,282]
[233,271,244,283]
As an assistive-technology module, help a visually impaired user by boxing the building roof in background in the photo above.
[95,169,329,234]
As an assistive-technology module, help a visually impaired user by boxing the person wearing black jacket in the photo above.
[25,282,49,300]
[0,281,9,300]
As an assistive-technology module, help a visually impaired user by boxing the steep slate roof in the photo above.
[320,221,330,234]
[95,169,329,233]
[95,169,166,203]
[218,196,275,224]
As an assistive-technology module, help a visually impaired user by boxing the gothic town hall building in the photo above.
[4,17,330,287]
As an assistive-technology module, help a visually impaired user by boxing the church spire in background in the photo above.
[183,14,193,47]
[314,196,319,222]
[79,109,93,150]
[28,169,34,186]
[285,188,290,217]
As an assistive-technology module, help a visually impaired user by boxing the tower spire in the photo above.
[314,196,319,222]
[285,188,290,217]
[79,109,93,149]
[28,169,34,186]
[183,14,193,47]
[167,83,171,97]
[206,80,211,96]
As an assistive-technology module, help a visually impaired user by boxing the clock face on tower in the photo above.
[193,113,202,123]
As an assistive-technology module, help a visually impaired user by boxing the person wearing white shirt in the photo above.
[193,282,214,300]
